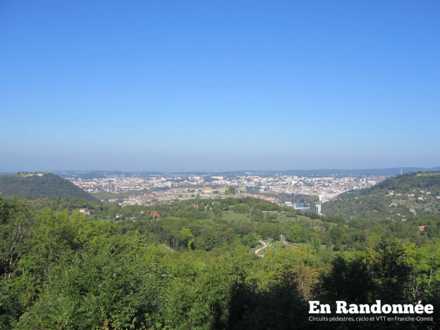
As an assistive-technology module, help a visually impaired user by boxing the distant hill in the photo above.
[323,172,440,221]
[0,172,96,201]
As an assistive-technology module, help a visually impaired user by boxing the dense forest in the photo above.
[323,172,440,222]
[1,192,440,329]
[0,173,96,201]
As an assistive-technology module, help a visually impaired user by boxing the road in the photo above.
[255,240,270,257]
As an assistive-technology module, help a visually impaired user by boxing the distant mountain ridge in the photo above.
[323,172,440,221]
[0,172,96,201]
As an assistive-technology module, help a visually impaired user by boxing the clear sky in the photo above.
[1,0,439,171]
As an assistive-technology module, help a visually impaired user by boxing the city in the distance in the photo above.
[1,1,440,329]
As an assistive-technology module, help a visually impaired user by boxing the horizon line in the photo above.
[1,166,439,175]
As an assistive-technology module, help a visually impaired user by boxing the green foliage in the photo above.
[317,240,413,304]
[0,196,440,329]
[324,171,440,222]
[0,173,96,201]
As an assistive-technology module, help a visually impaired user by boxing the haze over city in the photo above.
[1,0,439,171]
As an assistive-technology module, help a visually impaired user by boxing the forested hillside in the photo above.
[323,172,440,222]
[1,196,439,329]
[0,173,95,201]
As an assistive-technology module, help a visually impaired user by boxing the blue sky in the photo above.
[1,0,439,171]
